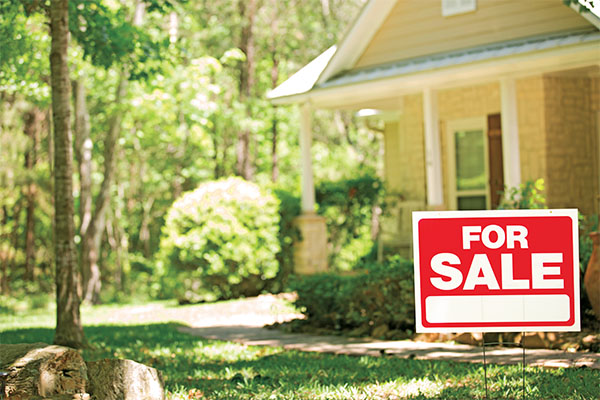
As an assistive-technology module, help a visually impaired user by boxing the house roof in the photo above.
[319,29,600,90]
[268,0,600,106]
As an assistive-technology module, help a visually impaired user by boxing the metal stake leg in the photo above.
[482,336,488,399]
[481,336,527,400]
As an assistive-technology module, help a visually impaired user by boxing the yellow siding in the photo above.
[356,0,592,69]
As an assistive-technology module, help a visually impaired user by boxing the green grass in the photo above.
[1,303,599,399]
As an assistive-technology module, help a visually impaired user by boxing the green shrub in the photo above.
[289,256,415,336]
[315,175,385,270]
[158,177,281,302]
[497,178,547,209]
[272,188,301,291]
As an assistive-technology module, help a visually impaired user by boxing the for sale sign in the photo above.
[412,209,580,333]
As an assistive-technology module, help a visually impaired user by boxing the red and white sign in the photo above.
[412,209,580,333]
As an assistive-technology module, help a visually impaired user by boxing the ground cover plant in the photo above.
[1,301,598,399]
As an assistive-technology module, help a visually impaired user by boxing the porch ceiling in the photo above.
[269,29,600,110]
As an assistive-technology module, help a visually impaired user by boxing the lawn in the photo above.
[1,300,598,399]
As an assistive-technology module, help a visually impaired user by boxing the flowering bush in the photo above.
[158,177,280,302]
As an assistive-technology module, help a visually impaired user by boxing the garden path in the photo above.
[178,295,600,370]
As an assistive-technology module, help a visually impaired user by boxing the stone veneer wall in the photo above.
[437,82,501,208]
[543,75,600,216]
[380,74,600,255]
[516,76,548,184]
[382,94,426,256]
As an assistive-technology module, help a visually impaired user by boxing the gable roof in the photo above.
[268,0,600,106]
[315,0,396,86]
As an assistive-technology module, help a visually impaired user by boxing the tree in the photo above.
[49,0,85,348]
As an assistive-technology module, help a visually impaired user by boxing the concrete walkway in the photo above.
[179,324,600,369]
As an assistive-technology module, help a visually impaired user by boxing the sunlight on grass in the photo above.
[2,301,599,400]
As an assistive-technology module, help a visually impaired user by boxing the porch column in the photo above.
[299,103,316,213]
[500,78,522,190]
[423,88,444,208]
[294,102,327,274]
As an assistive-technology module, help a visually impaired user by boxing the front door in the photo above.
[447,115,504,210]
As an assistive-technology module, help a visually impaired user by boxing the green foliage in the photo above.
[271,187,301,290]
[497,178,547,210]
[158,177,281,302]
[316,175,385,270]
[2,301,599,399]
[0,0,380,304]
[68,0,167,78]
[290,256,415,336]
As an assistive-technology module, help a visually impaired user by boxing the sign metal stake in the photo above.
[481,333,526,400]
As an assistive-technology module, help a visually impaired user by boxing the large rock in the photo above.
[86,359,164,400]
[0,344,164,400]
[0,343,88,399]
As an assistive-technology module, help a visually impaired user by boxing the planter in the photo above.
[584,231,600,321]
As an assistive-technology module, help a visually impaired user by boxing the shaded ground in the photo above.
[167,294,600,369]
[85,293,303,327]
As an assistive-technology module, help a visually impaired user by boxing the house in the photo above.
[268,0,600,272]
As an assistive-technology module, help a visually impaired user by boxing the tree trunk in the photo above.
[23,111,43,281]
[0,206,10,294]
[80,72,127,305]
[235,0,257,181]
[269,5,280,183]
[73,78,92,238]
[23,107,44,281]
[49,0,86,349]
[80,0,144,304]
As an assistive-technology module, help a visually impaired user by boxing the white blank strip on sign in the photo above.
[425,295,570,323]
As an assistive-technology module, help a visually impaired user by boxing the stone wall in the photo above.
[543,75,599,216]
[516,76,548,183]
[438,82,501,208]
[382,95,427,256]
[380,74,600,256]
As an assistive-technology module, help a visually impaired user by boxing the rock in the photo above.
[0,343,88,400]
[519,332,548,349]
[86,359,164,400]
[414,332,454,343]
[348,325,371,337]
[371,324,389,339]
[453,332,482,345]
[581,334,600,352]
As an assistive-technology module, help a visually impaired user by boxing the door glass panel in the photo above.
[455,130,485,191]
[458,195,487,210]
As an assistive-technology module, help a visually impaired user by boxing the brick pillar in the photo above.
[293,213,328,274]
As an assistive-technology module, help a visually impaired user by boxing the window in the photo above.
[442,0,477,17]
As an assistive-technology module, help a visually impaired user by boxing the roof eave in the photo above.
[568,1,600,29]
[295,40,600,109]
[316,0,397,85]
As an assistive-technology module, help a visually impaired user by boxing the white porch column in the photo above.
[299,102,316,213]
[294,102,327,274]
[500,78,522,189]
[423,88,444,208]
